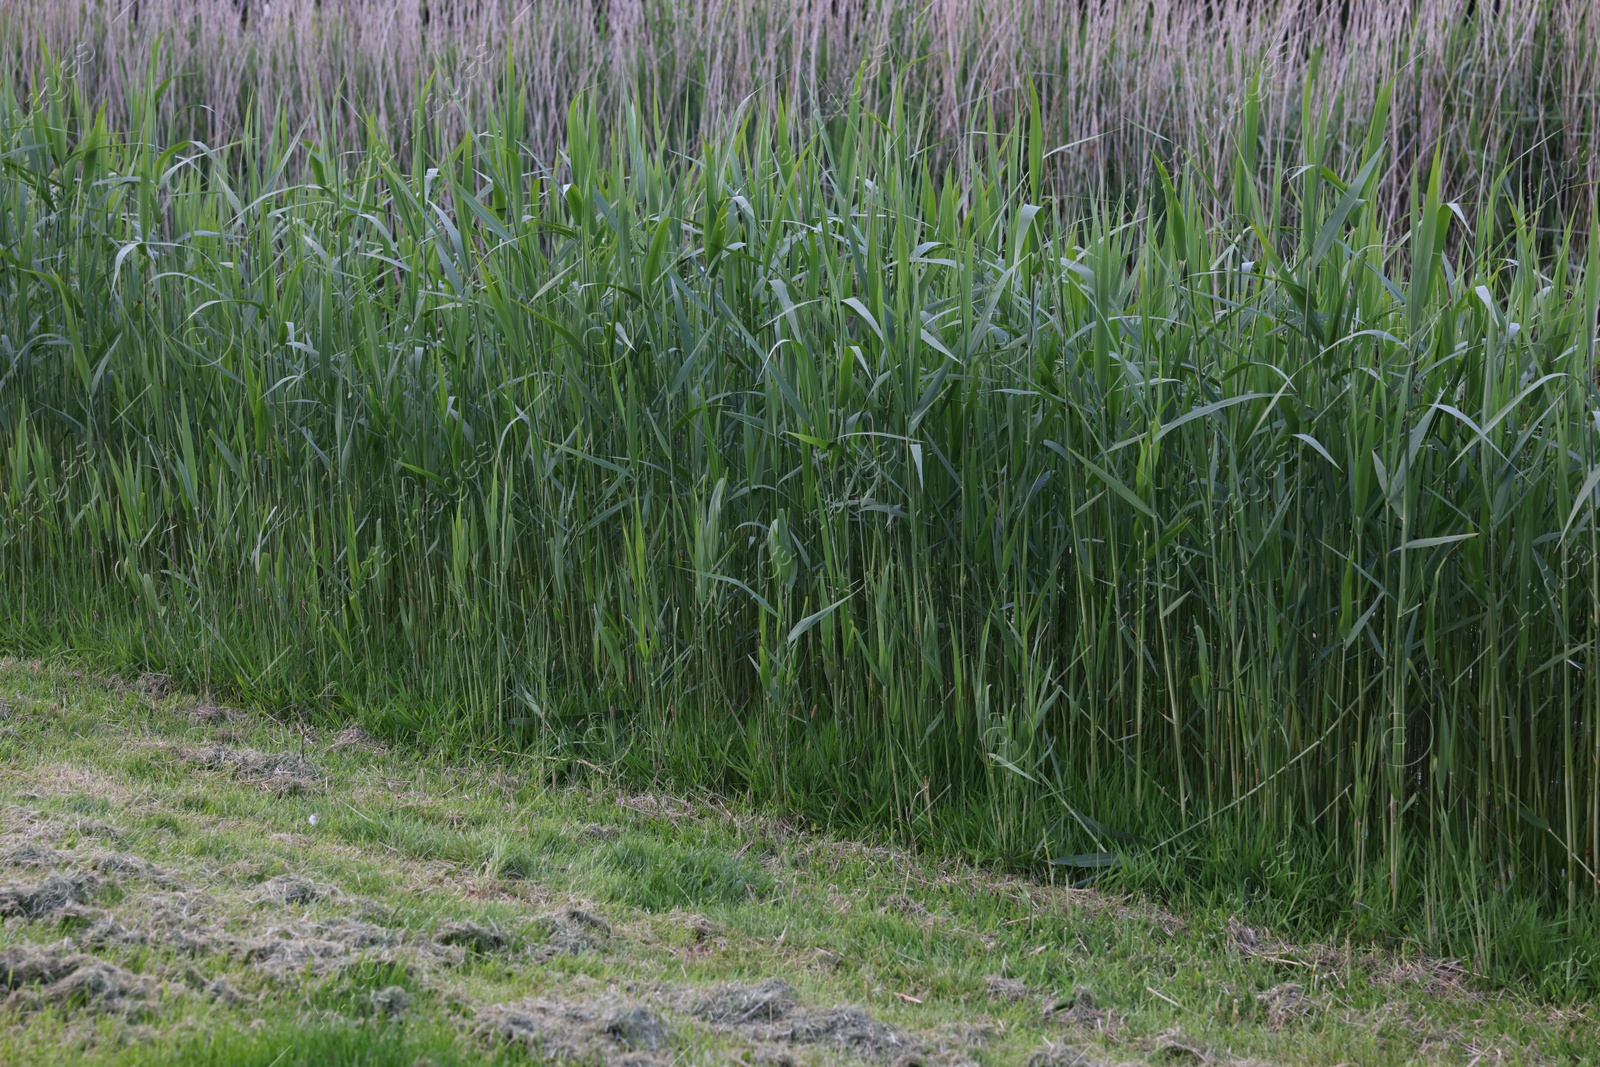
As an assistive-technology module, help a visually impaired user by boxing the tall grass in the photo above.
[3,54,1600,991]
[3,0,1596,211]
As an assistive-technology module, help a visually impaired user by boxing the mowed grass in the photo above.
[1,656,1596,1066]
[2,56,1600,993]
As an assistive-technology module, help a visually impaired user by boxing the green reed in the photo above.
[3,67,1600,990]
[5,0,1596,218]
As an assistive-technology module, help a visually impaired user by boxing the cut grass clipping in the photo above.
[3,56,1600,993]
[0,658,1594,1065]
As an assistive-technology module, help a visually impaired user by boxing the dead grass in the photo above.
[474,996,671,1062]
[2,0,1593,210]
[0,660,1590,1066]
[0,940,158,1017]
[183,745,323,796]
[686,978,919,1063]
[0,871,99,919]
[432,919,512,954]
[24,764,136,804]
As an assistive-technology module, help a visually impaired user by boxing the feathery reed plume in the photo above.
[2,0,1594,207]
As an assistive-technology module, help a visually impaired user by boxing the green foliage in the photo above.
[2,62,1599,990]
[603,838,772,910]
[6,658,1593,1064]
[115,1018,501,1067]
[303,960,420,1017]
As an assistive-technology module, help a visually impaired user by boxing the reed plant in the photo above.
[2,0,1595,213]
[3,54,1600,991]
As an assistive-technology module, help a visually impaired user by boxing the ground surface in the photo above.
[0,657,1592,1066]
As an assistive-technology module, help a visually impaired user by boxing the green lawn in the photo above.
[0,656,1590,1066]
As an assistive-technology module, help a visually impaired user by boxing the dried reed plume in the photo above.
[2,0,1595,206]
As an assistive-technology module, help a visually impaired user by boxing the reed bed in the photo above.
[2,0,1596,211]
[2,22,1600,989]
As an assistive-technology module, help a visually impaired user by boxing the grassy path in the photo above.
[0,657,1588,1066]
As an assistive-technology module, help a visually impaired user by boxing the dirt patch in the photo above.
[536,906,611,956]
[434,919,510,954]
[475,997,669,1063]
[0,870,99,918]
[184,746,322,796]
[1,939,156,1017]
